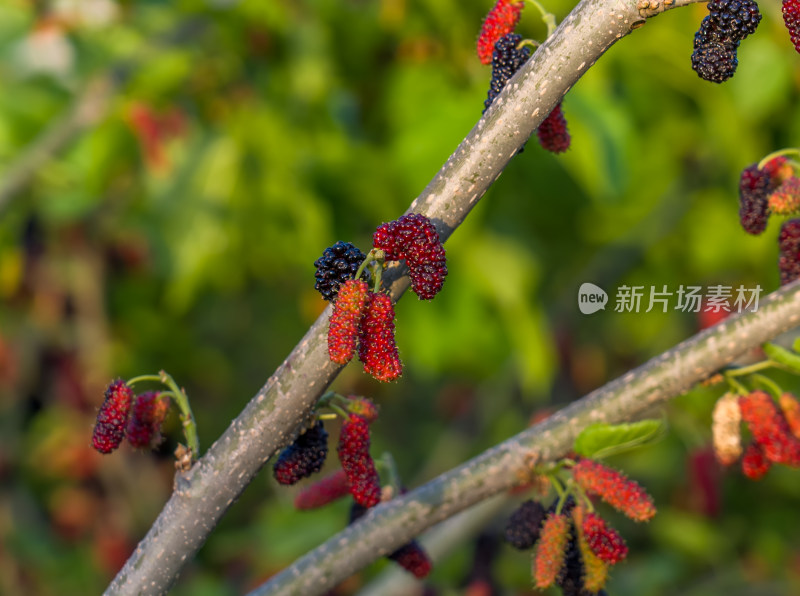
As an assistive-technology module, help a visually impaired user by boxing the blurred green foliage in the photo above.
[1,0,800,594]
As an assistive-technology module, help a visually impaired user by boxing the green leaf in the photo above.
[763,342,800,373]
[573,419,666,459]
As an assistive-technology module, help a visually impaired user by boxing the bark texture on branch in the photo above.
[105,0,706,593]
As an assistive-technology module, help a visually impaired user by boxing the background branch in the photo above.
[104,0,712,593]
[251,280,800,596]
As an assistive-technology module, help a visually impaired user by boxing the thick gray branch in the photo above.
[251,281,800,596]
[105,0,707,593]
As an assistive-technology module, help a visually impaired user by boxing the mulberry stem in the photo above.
[127,372,200,461]
[758,148,800,170]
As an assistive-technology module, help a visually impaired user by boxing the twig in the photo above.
[102,0,710,593]
[250,280,800,596]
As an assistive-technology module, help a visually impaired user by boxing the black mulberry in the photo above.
[273,421,329,485]
[314,241,368,302]
[504,499,546,550]
[483,33,531,114]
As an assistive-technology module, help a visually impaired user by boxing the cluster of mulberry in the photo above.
[92,380,170,454]
[314,241,369,302]
[327,279,403,382]
[476,5,572,154]
[710,390,800,479]
[502,460,652,593]
[273,420,330,485]
[691,0,761,83]
[373,213,448,300]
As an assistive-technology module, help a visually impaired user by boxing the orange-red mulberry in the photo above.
[571,459,656,522]
[328,279,369,365]
[532,512,570,589]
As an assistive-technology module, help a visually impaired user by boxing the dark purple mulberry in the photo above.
[691,42,739,83]
[504,499,546,550]
[779,219,800,286]
[314,241,368,302]
[739,163,771,235]
[707,0,761,42]
[483,33,531,113]
[536,103,571,154]
[273,421,329,485]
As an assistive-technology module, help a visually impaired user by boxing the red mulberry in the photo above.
[373,213,447,299]
[328,279,369,365]
[477,0,524,65]
[358,293,402,382]
[779,219,800,285]
[337,414,382,507]
[126,391,170,449]
[532,512,570,589]
[582,512,628,565]
[738,390,800,466]
[294,469,350,510]
[741,441,771,480]
[273,421,329,485]
[783,0,800,54]
[388,540,433,579]
[92,379,134,454]
[536,103,570,154]
[571,459,656,522]
[504,499,546,550]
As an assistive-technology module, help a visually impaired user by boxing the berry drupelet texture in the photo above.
[477,0,524,65]
[358,293,403,382]
[707,0,762,42]
[537,103,571,154]
[582,513,628,564]
[769,177,800,216]
[483,33,531,113]
[712,392,743,465]
[556,526,586,596]
[373,213,447,299]
[741,441,771,480]
[691,42,738,83]
[294,469,351,510]
[328,279,369,365]
[533,512,570,589]
[738,390,800,466]
[126,391,169,449]
[779,219,800,285]
[388,540,433,579]
[504,499,546,550]
[785,0,800,53]
[273,421,329,485]
[92,379,134,454]
[692,0,760,83]
[571,458,656,522]
[573,506,610,593]
[314,241,368,302]
[338,415,382,507]
[739,164,772,235]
